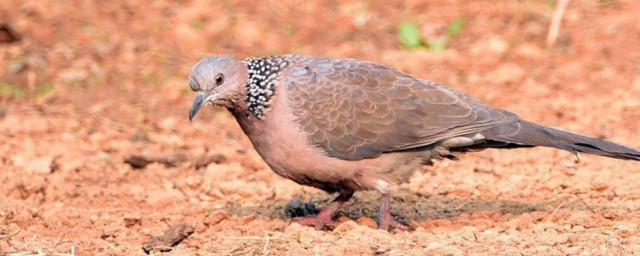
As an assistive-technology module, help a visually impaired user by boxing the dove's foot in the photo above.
[377,192,410,231]
[293,206,338,230]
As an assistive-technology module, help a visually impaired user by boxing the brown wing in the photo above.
[283,56,519,160]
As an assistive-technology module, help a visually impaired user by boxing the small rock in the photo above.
[237,215,256,225]
[124,214,142,228]
[101,226,117,240]
[356,216,377,229]
[591,182,608,192]
[601,210,619,220]
[336,216,352,225]
[194,154,227,170]
[613,222,637,238]
[204,211,227,227]
[0,23,21,44]
[333,219,358,233]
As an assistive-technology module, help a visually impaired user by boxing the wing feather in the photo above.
[284,55,518,160]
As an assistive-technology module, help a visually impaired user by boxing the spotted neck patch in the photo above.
[243,56,289,119]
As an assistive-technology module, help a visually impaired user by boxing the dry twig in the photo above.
[546,199,568,223]
[142,223,195,254]
[546,0,571,48]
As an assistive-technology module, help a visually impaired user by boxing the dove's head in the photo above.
[188,56,248,121]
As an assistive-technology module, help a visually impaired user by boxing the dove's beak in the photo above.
[189,92,206,121]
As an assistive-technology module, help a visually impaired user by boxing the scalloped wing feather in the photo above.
[284,56,519,160]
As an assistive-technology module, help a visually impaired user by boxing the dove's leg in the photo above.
[293,201,344,229]
[293,190,353,230]
[378,191,409,231]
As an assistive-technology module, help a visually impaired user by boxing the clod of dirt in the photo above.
[194,154,227,170]
[0,23,21,43]
[356,216,377,229]
[203,211,228,227]
[129,133,151,143]
[614,222,637,238]
[124,155,155,169]
[123,214,142,228]
[49,158,60,173]
[142,223,195,254]
[124,153,188,169]
[284,198,319,218]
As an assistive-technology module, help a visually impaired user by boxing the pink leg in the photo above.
[293,200,344,230]
[378,192,409,231]
[293,191,353,230]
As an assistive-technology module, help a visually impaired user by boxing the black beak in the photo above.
[189,93,206,121]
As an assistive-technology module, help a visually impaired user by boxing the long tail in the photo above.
[481,120,640,161]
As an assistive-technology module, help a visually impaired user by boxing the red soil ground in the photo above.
[1,0,640,255]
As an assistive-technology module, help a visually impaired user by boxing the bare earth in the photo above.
[1,1,640,255]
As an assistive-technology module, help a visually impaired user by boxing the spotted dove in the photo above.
[188,54,640,230]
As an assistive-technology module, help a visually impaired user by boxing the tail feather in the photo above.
[484,120,640,161]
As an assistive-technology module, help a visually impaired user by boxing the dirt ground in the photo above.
[1,0,640,255]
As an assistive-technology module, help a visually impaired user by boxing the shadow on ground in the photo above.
[226,190,612,225]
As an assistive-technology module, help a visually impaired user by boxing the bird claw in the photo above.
[378,212,410,231]
[292,215,335,230]
[291,203,339,230]
[380,219,410,231]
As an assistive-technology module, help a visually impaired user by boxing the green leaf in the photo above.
[35,83,54,96]
[397,21,424,49]
[547,0,557,8]
[282,24,294,35]
[191,20,204,30]
[0,83,25,98]
[427,37,448,52]
[141,72,157,84]
[446,17,465,37]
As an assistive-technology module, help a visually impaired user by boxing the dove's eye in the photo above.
[215,74,224,86]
